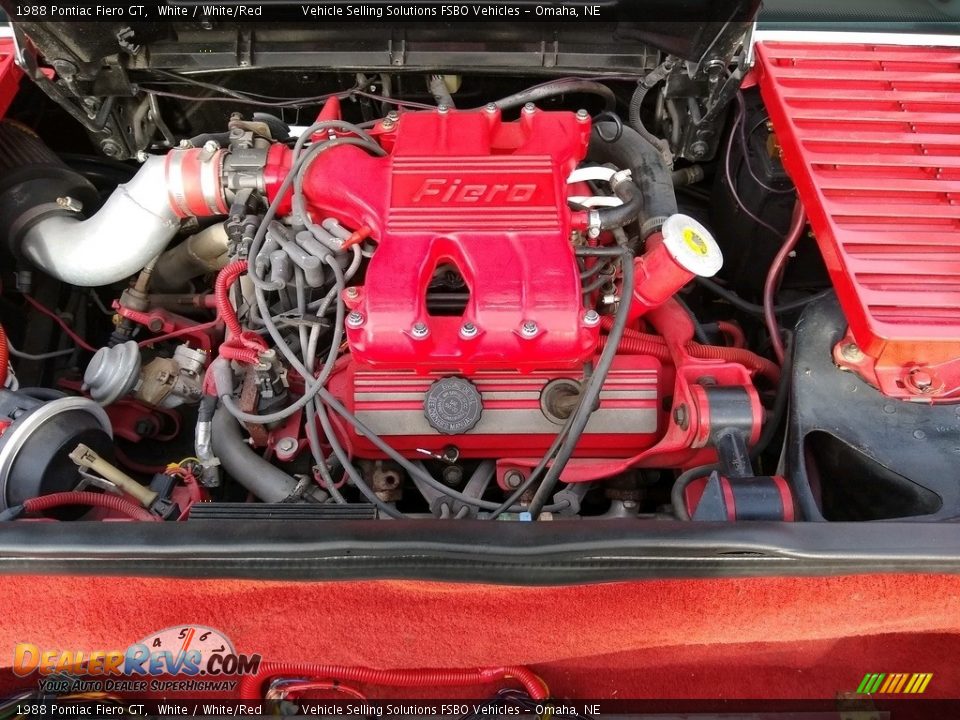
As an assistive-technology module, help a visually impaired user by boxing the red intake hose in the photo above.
[0,323,8,388]
[239,663,548,700]
[21,492,158,521]
[598,320,779,385]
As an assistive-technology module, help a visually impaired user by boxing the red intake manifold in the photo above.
[266,106,596,372]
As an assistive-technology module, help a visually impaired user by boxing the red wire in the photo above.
[21,491,158,522]
[0,323,8,387]
[716,320,746,349]
[239,663,548,700]
[138,318,222,348]
[763,201,806,365]
[22,296,97,352]
[277,681,368,701]
[214,260,266,364]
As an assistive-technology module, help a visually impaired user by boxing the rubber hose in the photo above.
[595,176,644,231]
[589,123,678,231]
[21,491,157,521]
[494,79,616,113]
[239,663,548,700]
[211,407,324,503]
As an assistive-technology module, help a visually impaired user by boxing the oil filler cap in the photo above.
[424,377,482,435]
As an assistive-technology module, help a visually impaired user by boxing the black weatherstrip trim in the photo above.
[0,520,959,583]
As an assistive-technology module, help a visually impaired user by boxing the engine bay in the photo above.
[1,18,958,528]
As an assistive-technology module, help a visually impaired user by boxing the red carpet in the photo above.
[1,573,958,700]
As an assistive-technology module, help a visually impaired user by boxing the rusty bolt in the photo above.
[840,342,865,363]
[673,404,689,430]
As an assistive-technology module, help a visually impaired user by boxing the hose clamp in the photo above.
[610,168,633,190]
[166,147,229,218]
[586,209,602,238]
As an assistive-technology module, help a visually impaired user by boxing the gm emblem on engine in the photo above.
[424,377,483,435]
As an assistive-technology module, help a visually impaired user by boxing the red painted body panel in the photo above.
[757,41,960,400]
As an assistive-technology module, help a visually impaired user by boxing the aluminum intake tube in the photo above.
[20,156,180,286]
[0,129,230,287]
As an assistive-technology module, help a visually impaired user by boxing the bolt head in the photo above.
[673,404,689,429]
[276,437,297,454]
[386,110,399,122]
[484,102,498,113]
[345,286,359,299]
[346,311,365,328]
[504,470,524,489]
[840,342,865,363]
[909,368,935,391]
[520,320,539,338]
[582,310,600,327]
[56,196,83,213]
[576,108,590,121]
[202,139,220,153]
[437,104,450,114]
[459,322,478,339]
[522,102,536,114]
[411,322,429,339]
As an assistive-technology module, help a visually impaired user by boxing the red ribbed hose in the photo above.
[238,663,548,700]
[22,492,158,521]
[0,323,8,388]
[598,325,779,385]
[215,260,267,363]
[215,260,250,342]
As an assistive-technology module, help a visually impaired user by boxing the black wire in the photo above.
[696,277,833,317]
[674,295,710,345]
[526,245,635,519]
[593,110,623,142]
[671,463,721,521]
[751,331,794,462]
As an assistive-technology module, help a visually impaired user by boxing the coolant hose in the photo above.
[211,407,326,503]
[238,663,548,700]
[19,155,181,286]
[590,122,678,236]
[18,491,157,521]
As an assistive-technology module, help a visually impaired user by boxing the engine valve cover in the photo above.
[328,355,663,459]
[295,107,595,372]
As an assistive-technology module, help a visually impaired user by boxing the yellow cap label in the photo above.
[682,227,709,256]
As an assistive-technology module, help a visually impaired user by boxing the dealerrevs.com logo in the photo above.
[12,625,261,679]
